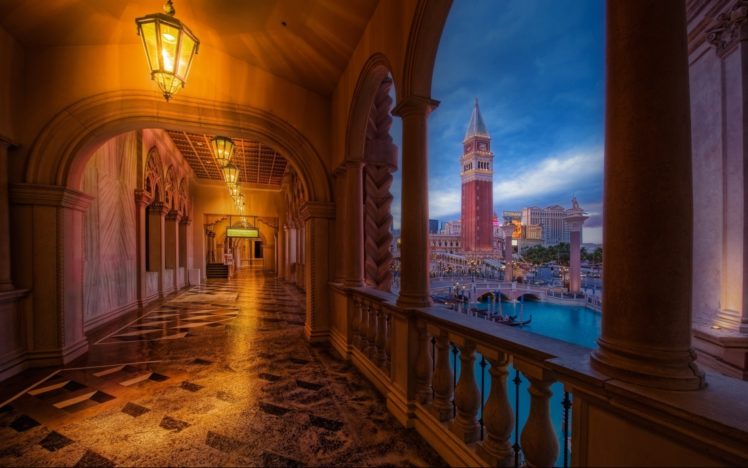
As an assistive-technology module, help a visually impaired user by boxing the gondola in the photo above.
[492,314,532,327]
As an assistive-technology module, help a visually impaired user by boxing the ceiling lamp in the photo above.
[135,0,199,101]
[222,163,239,185]
[235,192,246,212]
[227,182,240,198]
[210,136,235,167]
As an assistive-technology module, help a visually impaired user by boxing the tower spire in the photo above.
[464,97,490,141]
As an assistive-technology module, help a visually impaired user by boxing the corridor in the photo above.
[0,272,442,467]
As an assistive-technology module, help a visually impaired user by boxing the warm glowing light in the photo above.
[711,325,722,330]
[135,0,199,101]
[223,163,239,185]
[211,136,235,167]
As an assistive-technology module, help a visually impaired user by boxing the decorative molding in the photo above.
[706,0,748,57]
[391,95,440,118]
[9,183,94,212]
[301,201,335,221]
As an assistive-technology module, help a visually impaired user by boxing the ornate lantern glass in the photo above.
[235,192,246,212]
[211,136,235,167]
[227,182,240,198]
[222,163,239,185]
[135,0,199,101]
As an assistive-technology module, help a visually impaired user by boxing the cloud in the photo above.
[494,148,603,205]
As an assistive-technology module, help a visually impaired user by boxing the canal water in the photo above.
[451,299,601,465]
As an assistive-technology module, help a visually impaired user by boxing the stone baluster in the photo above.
[519,372,559,468]
[477,352,514,466]
[376,305,387,367]
[351,295,362,349]
[367,301,378,360]
[415,320,433,404]
[451,339,480,443]
[384,309,392,373]
[359,299,370,353]
[431,330,454,421]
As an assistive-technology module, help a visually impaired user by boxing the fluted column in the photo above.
[477,352,514,466]
[591,0,705,390]
[431,330,453,421]
[451,340,480,442]
[393,95,438,308]
[343,161,365,287]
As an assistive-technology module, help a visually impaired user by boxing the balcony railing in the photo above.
[330,284,748,467]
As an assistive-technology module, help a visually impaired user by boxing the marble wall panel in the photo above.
[81,132,138,327]
[146,271,159,298]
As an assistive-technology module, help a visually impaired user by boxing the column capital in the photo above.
[342,159,365,171]
[165,209,181,222]
[706,0,748,58]
[134,189,152,207]
[10,183,93,212]
[392,95,439,118]
[301,201,335,221]
[147,201,168,215]
[180,216,191,226]
[0,134,17,149]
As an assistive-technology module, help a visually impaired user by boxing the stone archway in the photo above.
[10,90,335,368]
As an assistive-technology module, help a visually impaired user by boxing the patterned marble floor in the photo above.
[0,271,443,467]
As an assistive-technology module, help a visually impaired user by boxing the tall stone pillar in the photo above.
[301,201,335,342]
[179,216,190,286]
[147,202,167,298]
[333,167,346,282]
[343,161,364,287]
[393,95,438,308]
[287,227,297,283]
[278,225,287,279]
[565,199,588,295]
[0,139,14,291]
[165,210,180,292]
[10,184,93,369]
[501,224,515,282]
[134,190,150,307]
[591,0,704,390]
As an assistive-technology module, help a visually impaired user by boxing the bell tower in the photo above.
[461,98,494,253]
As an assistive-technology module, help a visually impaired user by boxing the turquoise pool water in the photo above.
[451,299,601,466]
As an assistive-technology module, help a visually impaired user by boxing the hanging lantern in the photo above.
[210,136,235,167]
[235,192,246,211]
[227,182,240,198]
[222,163,239,185]
[135,0,200,101]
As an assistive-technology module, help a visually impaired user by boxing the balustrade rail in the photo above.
[343,286,584,467]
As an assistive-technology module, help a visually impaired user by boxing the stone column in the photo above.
[287,226,297,283]
[343,160,364,287]
[10,184,93,368]
[147,202,167,298]
[134,190,150,307]
[565,204,588,295]
[333,166,346,282]
[393,95,438,308]
[277,225,286,279]
[0,139,14,291]
[591,0,705,390]
[301,201,335,342]
[179,216,189,285]
[165,210,180,292]
[501,224,514,282]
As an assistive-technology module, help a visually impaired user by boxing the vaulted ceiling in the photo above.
[0,0,379,95]
[166,130,288,187]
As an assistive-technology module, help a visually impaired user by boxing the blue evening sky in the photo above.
[391,0,605,244]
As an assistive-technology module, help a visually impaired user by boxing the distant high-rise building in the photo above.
[428,219,440,234]
[461,98,494,252]
[521,205,571,245]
